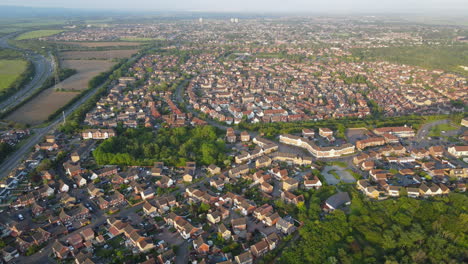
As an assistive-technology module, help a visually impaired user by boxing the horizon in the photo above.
[0,0,467,16]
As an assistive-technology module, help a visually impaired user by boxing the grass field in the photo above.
[352,44,468,76]
[16,30,64,40]
[428,123,459,137]
[0,59,27,91]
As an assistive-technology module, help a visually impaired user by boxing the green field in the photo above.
[16,30,64,40]
[0,60,28,91]
[352,44,468,76]
[428,123,459,137]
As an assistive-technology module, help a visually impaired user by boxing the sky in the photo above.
[0,0,467,14]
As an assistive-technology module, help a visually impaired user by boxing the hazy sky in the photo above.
[1,0,467,13]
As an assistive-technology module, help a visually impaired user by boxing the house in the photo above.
[302,128,315,138]
[260,182,273,194]
[281,191,304,205]
[58,180,69,193]
[82,129,116,140]
[218,223,231,240]
[157,249,175,264]
[276,217,295,235]
[255,156,272,168]
[303,175,322,190]
[319,127,333,137]
[428,146,444,157]
[141,187,155,200]
[240,131,250,142]
[207,211,221,224]
[207,164,221,175]
[231,217,247,231]
[226,128,237,143]
[193,236,210,254]
[52,240,69,259]
[63,162,82,177]
[282,177,299,191]
[250,240,269,257]
[448,146,468,158]
[387,186,400,197]
[449,168,468,178]
[235,251,253,264]
[407,187,420,198]
[324,192,351,211]
[80,228,95,241]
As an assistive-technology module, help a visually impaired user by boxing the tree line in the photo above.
[93,125,228,167]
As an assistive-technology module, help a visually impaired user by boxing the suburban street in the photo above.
[0,33,54,113]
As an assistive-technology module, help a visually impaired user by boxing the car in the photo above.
[18,214,24,221]
[85,203,91,207]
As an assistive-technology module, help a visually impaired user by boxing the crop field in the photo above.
[60,60,114,91]
[6,57,115,125]
[6,89,79,125]
[0,59,27,92]
[60,49,138,60]
[16,30,64,40]
[54,41,143,47]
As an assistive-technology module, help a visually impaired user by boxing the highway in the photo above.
[0,32,53,113]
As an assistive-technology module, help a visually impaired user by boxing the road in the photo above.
[0,33,54,113]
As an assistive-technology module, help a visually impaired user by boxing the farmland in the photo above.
[59,60,114,91]
[60,49,138,60]
[6,88,79,125]
[0,59,27,92]
[5,49,118,125]
[16,30,65,40]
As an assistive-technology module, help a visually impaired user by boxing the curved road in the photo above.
[0,33,53,113]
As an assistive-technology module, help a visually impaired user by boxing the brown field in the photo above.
[6,89,79,125]
[60,50,138,60]
[54,41,143,47]
[60,60,114,91]
[6,58,116,125]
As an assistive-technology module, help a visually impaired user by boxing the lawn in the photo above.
[16,30,64,40]
[0,59,27,91]
[428,123,459,137]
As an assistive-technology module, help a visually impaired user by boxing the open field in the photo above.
[60,49,138,60]
[6,89,79,125]
[16,30,64,40]
[428,123,459,137]
[352,44,468,76]
[60,60,114,91]
[6,57,115,125]
[54,41,143,47]
[0,59,27,91]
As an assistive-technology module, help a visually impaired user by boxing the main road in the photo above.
[0,32,54,113]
